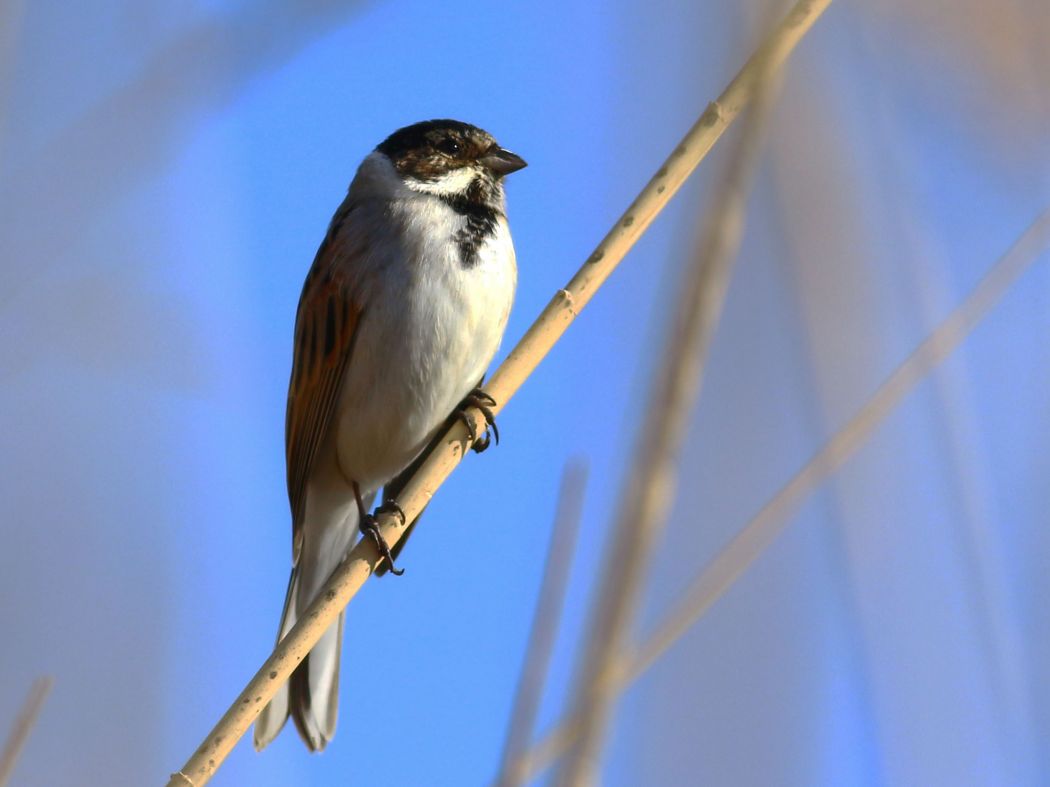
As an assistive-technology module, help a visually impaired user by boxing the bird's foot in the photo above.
[376,499,406,526]
[456,388,499,453]
[359,513,405,576]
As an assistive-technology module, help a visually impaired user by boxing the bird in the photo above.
[253,119,526,753]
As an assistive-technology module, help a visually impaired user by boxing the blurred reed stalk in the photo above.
[554,36,784,787]
[778,26,1039,775]
[0,677,53,787]
[495,462,588,787]
[168,2,832,782]
[505,206,1050,783]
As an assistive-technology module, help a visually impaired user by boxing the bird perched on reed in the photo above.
[253,119,526,752]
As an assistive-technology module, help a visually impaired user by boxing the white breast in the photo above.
[331,157,517,491]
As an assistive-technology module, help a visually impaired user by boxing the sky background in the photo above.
[1,1,1048,785]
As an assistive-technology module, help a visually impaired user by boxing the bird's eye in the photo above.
[437,137,461,156]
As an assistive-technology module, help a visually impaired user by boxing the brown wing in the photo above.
[285,226,362,565]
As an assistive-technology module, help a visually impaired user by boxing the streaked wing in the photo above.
[286,215,363,564]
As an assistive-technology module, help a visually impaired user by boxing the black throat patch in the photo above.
[440,180,502,268]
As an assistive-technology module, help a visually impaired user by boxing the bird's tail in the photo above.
[254,489,368,752]
[252,563,346,753]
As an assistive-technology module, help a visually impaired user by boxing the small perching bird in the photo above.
[253,120,526,753]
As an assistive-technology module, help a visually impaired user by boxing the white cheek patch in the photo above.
[406,166,477,197]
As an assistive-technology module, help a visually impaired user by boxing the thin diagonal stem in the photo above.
[0,677,53,787]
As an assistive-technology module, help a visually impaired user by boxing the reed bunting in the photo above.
[253,120,526,752]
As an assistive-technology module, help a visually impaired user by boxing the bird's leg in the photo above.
[455,388,499,453]
[353,481,405,577]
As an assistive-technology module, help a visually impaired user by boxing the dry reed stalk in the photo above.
[629,207,1050,683]
[168,3,832,783]
[505,207,1050,783]
[554,42,784,787]
[495,462,588,787]
[0,677,53,787]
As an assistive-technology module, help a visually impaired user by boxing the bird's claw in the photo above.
[456,388,500,453]
[359,514,405,576]
[376,500,406,526]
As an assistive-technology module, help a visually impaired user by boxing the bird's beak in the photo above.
[481,147,527,177]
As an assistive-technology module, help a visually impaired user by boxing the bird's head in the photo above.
[375,119,526,206]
